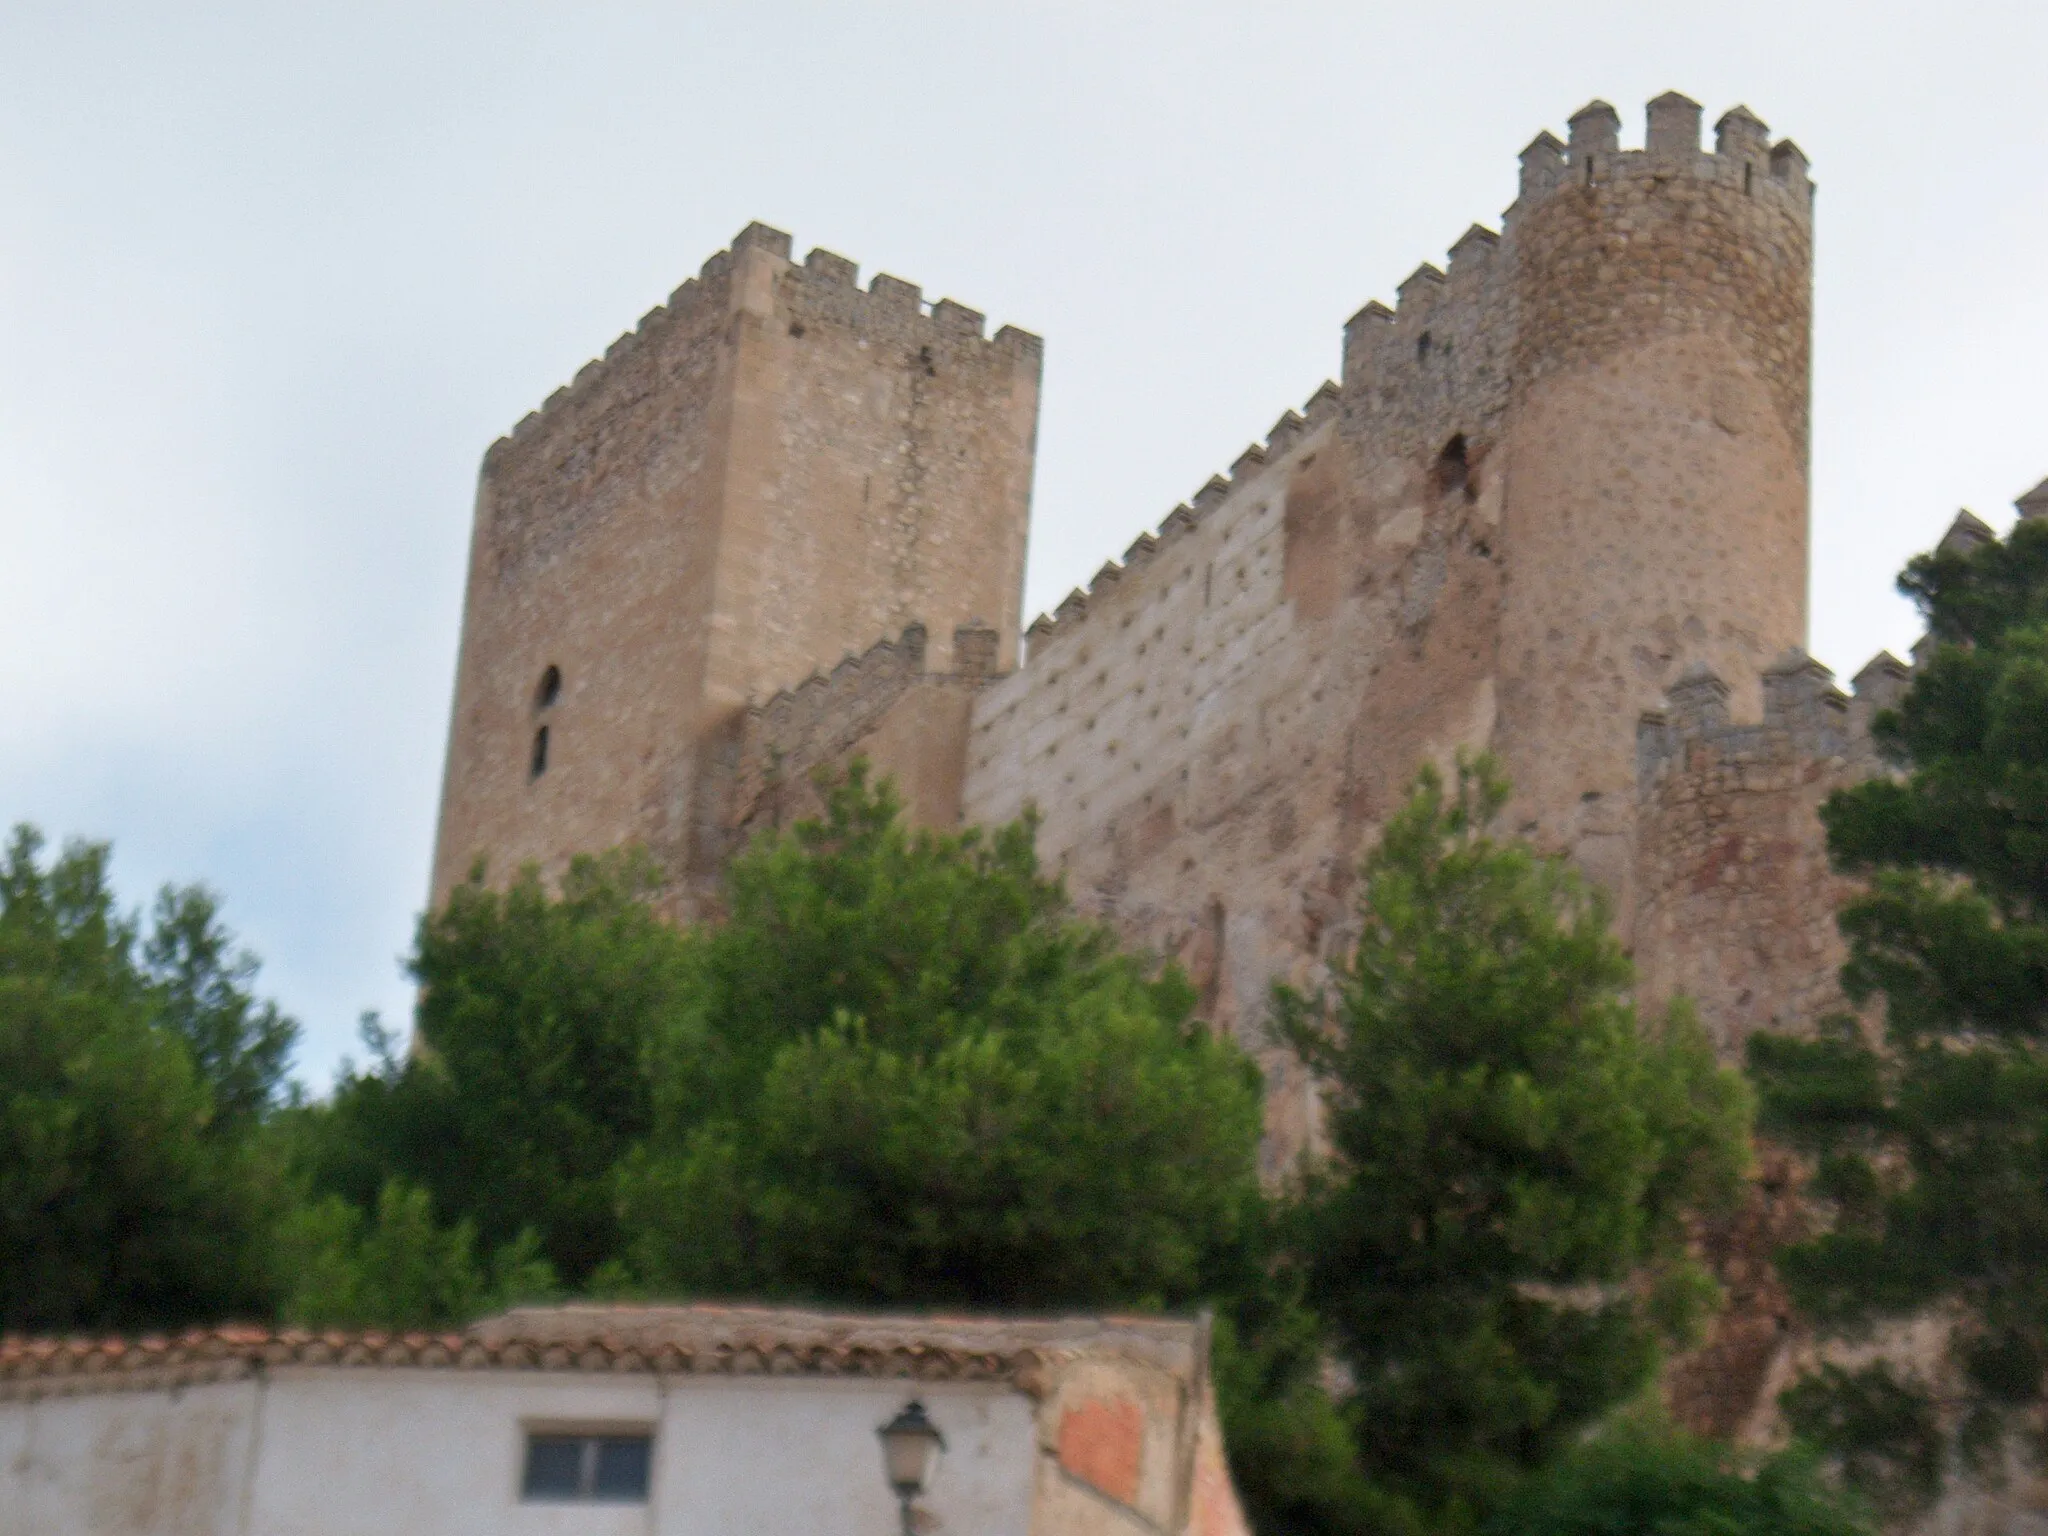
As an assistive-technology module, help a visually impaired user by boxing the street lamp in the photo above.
[877,1400,946,1536]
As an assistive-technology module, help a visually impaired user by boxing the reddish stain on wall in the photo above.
[1057,1395,1145,1506]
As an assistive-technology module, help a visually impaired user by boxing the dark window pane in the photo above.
[592,1436,652,1501]
[522,1436,584,1500]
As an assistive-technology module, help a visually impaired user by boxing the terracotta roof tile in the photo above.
[0,1303,1195,1403]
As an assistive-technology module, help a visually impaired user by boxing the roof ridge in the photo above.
[1,1303,1199,1402]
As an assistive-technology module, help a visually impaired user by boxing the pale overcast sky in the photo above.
[4,1,2044,1084]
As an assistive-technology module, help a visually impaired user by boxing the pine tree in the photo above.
[1750,516,2048,1504]
[1269,758,1751,1531]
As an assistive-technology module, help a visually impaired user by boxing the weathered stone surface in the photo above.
[1633,648,1885,1055]
[431,229,1041,911]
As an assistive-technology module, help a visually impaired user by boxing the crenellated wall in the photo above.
[437,101,1823,1048]
[930,93,1812,1169]
[958,348,1510,1173]
[646,96,1829,1173]
[1630,480,2048,1060]
[718,620,1002,848]
[965,380,1343,865]
[1632,648,1905,1053]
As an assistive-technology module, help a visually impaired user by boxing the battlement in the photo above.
[1632,644,1896,1058]
[1340,206,1511,458]
[1648,483,2048,792]
[1512,93,1813,225]
[752,622,932,739]
[1341,226,1502,352]
[2019,477,2048,522]
[727,620,1001,839]
[1338,93,1811,464]
[1636,647,1904,788]
[1019,380,1340,658]
[749,617,1004,747]
[1939,507,1997,554]
[485,222,1040,464]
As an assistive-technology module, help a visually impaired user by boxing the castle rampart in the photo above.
[650,97,1830,1174]
[436,94,1845,1126]
[966,381,1342,879]
[941,97,1815,1162]
[434,93,1834,1022]
[1628,494,2043,1054]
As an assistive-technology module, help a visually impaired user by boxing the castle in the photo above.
[429,87,2048,1456]
[429,90,2041,1159]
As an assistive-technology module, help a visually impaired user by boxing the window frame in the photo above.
[517,1421,656,1506]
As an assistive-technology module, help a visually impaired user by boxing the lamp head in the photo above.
[878,1400,946,1498]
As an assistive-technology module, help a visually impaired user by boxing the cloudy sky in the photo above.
[4,1,2044,1084]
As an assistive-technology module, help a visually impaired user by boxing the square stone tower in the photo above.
[429,223,1042,909]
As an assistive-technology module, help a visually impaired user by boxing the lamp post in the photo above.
[877,1400,946,1536]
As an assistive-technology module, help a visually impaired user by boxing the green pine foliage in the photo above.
[300,849,685,1286]
[1263,757,1754,1532]
[1208,1278,1400,1536]
[297,766,1263,1315]
[1778,1363,1944,1520]
[1749,516,2048,1504]
[145,884,297,1132]
[615,766,1265,1308]
[0,826,291,1331]
[6,757,1836,1536]
[1490,1422,1871,1536]
[277,1178,557,1330]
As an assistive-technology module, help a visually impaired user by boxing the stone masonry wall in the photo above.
[703,228,1043,716]
[721,97,1823,1175]
[1633,650,1906,1052]
[959,366,1508,1173]
[1638,501,2048,1515]
[432,256,738,903]
[431,224,1040,911]
[1492,95,1814,901]
[942,95,1816,1172]
[720,620,1000,848]
[1631,648,1901,1442]
[429,91,2048,1509]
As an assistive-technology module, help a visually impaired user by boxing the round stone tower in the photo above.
[1491,94,1813,891]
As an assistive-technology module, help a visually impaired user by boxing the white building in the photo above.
[0,1303,1249,1536]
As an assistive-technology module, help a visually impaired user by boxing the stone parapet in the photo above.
[1635,647,1899,797]
[1632,647,1903,1055]
[1019,381,1339,659]
[487,223,1039,466]
[1514,95,1813,229]
[722,622,1000,843]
